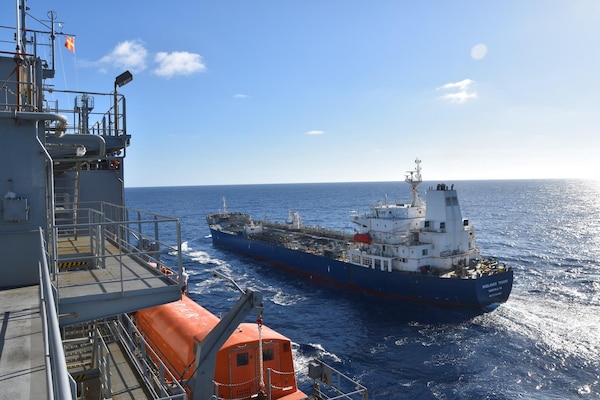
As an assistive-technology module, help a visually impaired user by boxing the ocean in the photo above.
[125,179,600,399]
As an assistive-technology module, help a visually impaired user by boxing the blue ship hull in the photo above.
[209,228,514,311]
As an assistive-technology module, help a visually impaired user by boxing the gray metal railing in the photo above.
[309,359,368,400]
[110,314,187,399]
[0,74,127,138]
[38,228,77,400]
[51,202,183,297]
[46,88,128,137]
[94,327,112,399]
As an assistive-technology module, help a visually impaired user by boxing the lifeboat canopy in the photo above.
[353,232,372,244]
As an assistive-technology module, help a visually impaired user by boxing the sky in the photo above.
[3,1,600,186]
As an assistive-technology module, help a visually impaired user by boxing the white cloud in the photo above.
[439,79,474,91]
[96,40,206,78]
[99,40,148,72]
[154,51,207,78]
[233,93,249,99]
[437,79,477,103]
[440,91,478,103]
[307,130,325,135]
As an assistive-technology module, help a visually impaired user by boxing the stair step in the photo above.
[67,360,93,370]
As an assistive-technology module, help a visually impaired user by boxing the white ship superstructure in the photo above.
[349,160,481,275]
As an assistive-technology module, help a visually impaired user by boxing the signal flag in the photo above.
[64,36,75,52]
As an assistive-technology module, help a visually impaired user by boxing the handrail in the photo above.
[47,88,128,136]
[212,367,299,399]
[52,202,183,298]
[0,68,126,136]
[38,228,76,400]
[112,314,187,399]
[93,327,112,399]
[309,359,368,400]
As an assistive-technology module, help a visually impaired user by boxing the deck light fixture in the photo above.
[113,70,133,135]
[115,70,133,88]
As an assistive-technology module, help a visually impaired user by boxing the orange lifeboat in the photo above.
[353,232,372,244]
[135,295,307,400]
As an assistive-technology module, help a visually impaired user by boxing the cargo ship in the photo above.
[0,2,366,399]
[207,159,513,311]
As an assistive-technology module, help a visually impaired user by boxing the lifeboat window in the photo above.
[283,342,290,353]
[237,352,249,366]
[263,348,275,361]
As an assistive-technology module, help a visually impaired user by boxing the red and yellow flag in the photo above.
[64,36,75,52]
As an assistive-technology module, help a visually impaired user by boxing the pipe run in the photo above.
[46,134,106,158]
[0,110,68,137]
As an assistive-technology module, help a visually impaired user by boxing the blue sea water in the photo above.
[125,179,600,399]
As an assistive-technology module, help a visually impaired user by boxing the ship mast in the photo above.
[222,196,228,216]
[16,0,26,54]
[405,158,423,207]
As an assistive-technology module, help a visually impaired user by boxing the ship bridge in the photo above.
[351,201,425,245]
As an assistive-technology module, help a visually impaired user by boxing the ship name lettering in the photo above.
[482,282,497,289]
[498,279,509,285]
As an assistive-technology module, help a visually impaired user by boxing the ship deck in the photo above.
[84,341,152,400]
[56,234,175,296]
[55,234,182,325]
[0,285,48,400]
[0,284,165,400]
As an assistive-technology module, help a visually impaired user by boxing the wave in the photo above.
[292,341,342,387]
[181,241,227,267]
[480,292,600,367]
[270,289,308,306]
[304,342,341,363]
